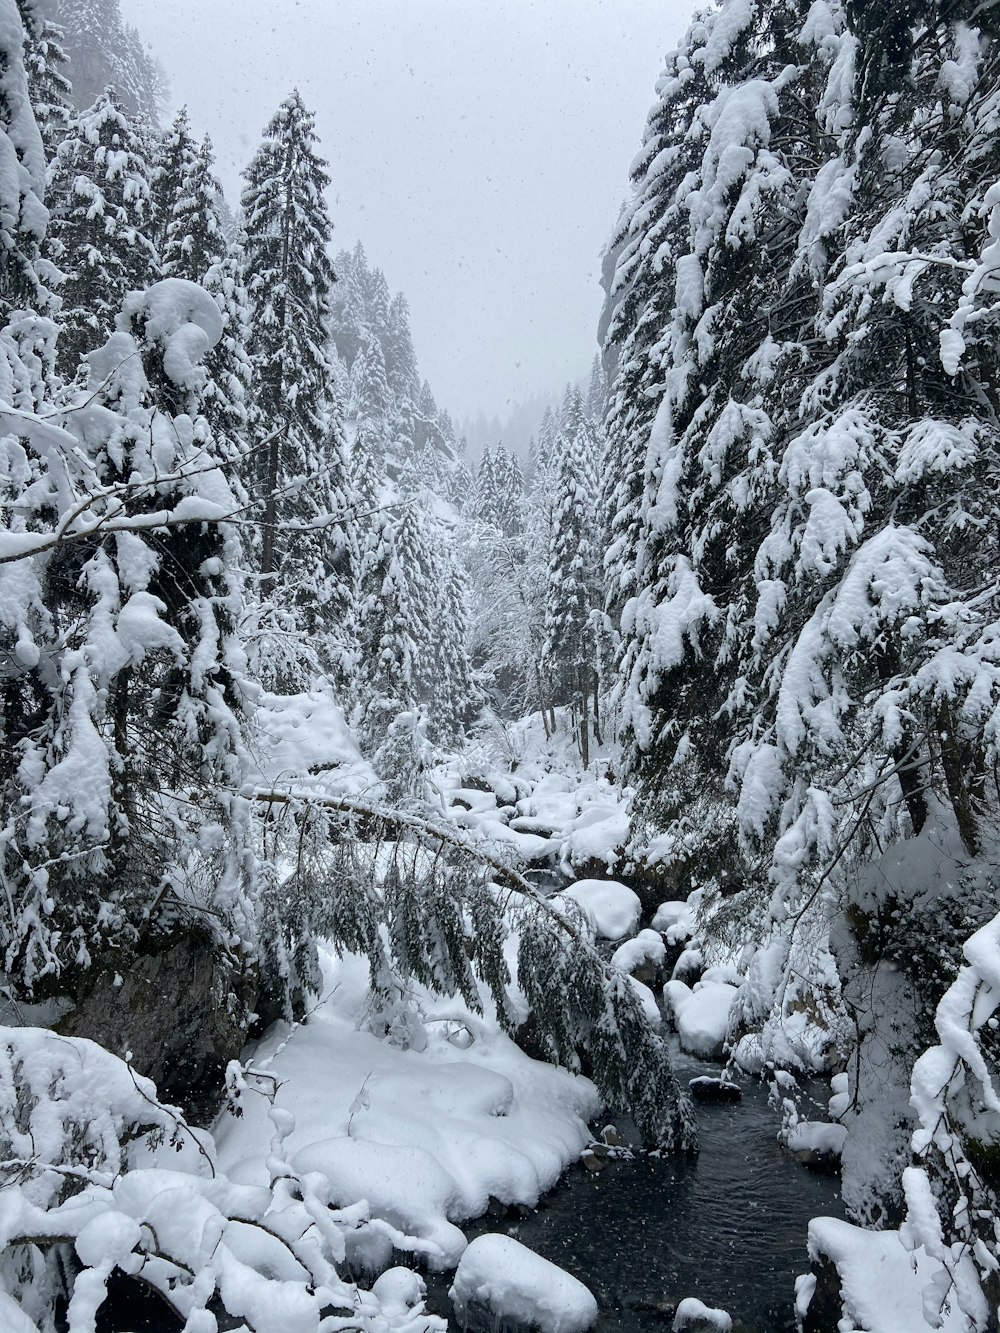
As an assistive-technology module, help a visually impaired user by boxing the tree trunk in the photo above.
[592,669,602,747]
[875,646,928,835]
[578,668,590,768]
[937,701,984,855]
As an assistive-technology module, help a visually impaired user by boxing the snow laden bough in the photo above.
[0,1026,446,1333]
[252,789,698,1155]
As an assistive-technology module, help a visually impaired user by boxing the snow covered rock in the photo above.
[450,1235,598,1333]
[688,1076,741,1104]
[785,1120,847,1170]
[611,928,667,980]
[664,980,738,1060]
[651,899,694,943]
[558,879,641,940]
[672,1297,732,1331]
[806,1217,975,1333]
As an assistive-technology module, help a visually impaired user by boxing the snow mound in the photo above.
[450,1234,597,1333]
[216,950,599,1273]
[558,879,641,940]
[785,1120,848,1158]
[120,278,224,390]
[664,980,738,1059]
[672,1297,732,1331]
[292,1136,466,1268]
[651,899,694,943]
[612,928,667,975]
[807,1216,974,1332]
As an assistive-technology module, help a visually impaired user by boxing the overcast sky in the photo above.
[122,1,690,421]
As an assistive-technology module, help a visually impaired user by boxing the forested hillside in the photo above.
[2,1,1000,1331]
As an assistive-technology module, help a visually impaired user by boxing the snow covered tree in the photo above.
[350,333,393,436]
[543,388,602,763]
[0,0,55,319]
[18,2,71,159]
[56,0,164,120]
[45,87,158,375]
[241,88,354,662]
[0,279,253,1008]
[150,106,197,256]
[384,290,420,404]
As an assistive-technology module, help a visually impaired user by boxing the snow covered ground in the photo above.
[215,948,600,1273]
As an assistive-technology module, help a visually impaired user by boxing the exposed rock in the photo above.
[581,1150,607,1173]
[58,922,254,1123]
[688,1076,742,1104]
[601,1124,624,1147]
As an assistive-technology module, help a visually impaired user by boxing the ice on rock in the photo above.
[450,1234,598,1333]
[664,980,738,1060]
[558,879,641,940]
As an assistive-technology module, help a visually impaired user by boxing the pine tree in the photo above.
[0,0,53,318]
[241,90,338,582]
[350,334,393,434]
[544,389,602,764]
[150,106,198,256]
[46,88,158,375]
[384,290,420,404]
[18,2,71,159]
[1,278,253,999]
[586,353,608,424]
[433,551,478,741]
[57,0,164,120]
[202,240,254,442]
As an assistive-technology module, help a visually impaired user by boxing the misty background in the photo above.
[120,0,689,453]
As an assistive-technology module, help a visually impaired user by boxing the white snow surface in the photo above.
[785,1120,848,1157]
[249,686,377,797]
[664,979,738,1060]
[672,1296,732,1331]
[216,949,599,1271]
[450,1234,598,1333]
[611,929,667,974]
[557,879,641,941]
[807,1216,974,1333]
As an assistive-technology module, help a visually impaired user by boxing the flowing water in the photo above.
[98,1052,844,1333]
[426,1051,845,1333]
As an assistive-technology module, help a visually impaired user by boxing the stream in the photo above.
[96,1056,844,1333]
[426,1049,845,1333]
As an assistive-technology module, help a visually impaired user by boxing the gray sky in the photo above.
[122,0,690,421]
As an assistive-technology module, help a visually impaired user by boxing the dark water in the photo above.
[96,1052,844,1333]
[428,1053,845,1333]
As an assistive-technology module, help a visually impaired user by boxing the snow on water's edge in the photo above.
[215,948,600,1272]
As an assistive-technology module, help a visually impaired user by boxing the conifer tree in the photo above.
[384,290,420,405]
[544,389,602,763]
[350,333,393,433]
[0,0,54,319]
[241,90,338,582]
[1,279,253,999]
[46,87,158,375]
[18,2,71,159]
[150,106,198,256]
[57,0,163,120]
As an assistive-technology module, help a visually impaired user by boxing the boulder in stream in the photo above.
[672,1297,733,1331]
[688,1076,742,1104]
[450,1234,598,1333]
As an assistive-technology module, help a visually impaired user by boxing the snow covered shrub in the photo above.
[0,1025,446,1333]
